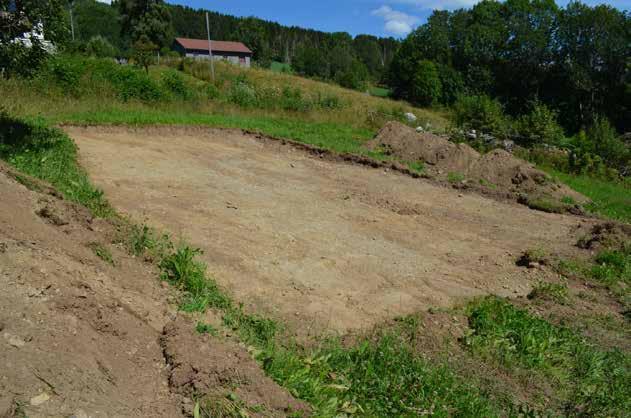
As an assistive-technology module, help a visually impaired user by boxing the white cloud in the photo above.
[96,0,111,4]
[371,5,420,36]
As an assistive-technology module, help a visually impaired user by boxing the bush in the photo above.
[515,102,565,146]
[205,83,221,100]
[85,36,117,58]
[453,95,510,138]
[108,65,162,102]
[40,55,84,93]
[161,69,192,100]
[228,80,258,107]
[280,86,311,112]
[410,60,442,106]
[588,116,630,173]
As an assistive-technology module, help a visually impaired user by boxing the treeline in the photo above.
[66,0,399,87]
[388,0,630,134]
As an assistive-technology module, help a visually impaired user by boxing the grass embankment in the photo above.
[3,112,629,416]
[544,168,631,222]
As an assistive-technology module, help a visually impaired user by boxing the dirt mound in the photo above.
[365,121,480,173]
[577,222,631,251]
[365,122,587,210]
[161,317,310,416]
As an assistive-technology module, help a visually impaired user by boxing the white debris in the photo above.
[404,112,417,123]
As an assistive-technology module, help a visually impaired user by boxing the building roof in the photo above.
[175,37,252,54]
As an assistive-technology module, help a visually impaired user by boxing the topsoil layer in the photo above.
[66,125,596,335]
[364,122,587,207]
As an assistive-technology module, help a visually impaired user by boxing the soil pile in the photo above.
[365,122,587,209]
[161,317,310,416]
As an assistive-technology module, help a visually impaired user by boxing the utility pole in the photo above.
[69,0,75,42]
[205,12,215,82]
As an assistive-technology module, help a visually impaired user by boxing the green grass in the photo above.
[195,322,219,336]
[406,160,425,174]
[558,243,630,310]
[545,169,631,222]
[0,112,112,217]
[261,331,501,417]
[465,297,631,416]
[369,86,391,97]
[60,107,374,155]
[527,281,569,304]
[88,242,114,266]
[270,61,293,73]
[447,171,465,183]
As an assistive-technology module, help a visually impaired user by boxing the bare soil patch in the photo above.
[67,125,596,335]
[365,122,587,209]
[0,163,302,417]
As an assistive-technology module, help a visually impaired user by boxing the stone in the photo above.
[404,112,417,123]
[30,392,50,406]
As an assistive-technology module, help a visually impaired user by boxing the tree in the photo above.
[410,60,442,106]
[85,35,117,58]
[0,0,67,77]
[119,0,172,49]
[73,0,121,47]
[133,36,157,73]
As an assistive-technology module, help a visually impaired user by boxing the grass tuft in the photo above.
[88,242,114,266]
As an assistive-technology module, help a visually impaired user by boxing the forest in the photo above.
[388,0,630,135]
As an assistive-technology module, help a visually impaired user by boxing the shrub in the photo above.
[85,36,117,58]
[588,116,630,173]
[280,86,311,112]
[410,60,442,106]
[315,93,342,110]
[40,55,84,93]
[205,83,221,100]
[228,80,258,108]
[515,102,565,146]
[453,95,510,138]
[161,69,192,100]
[108,66,162,102]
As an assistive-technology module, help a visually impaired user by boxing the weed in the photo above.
[517,247,548,267]
[527,281,569,304]
[195,322,219,336]
[465,296,631,416]
[406,161,425,174]
[126,223,172,260]
[88,242,114,266]
[447,171,465,183]
[561,195,576,205]
[479,178,497,189]
[223,305,277,346]
[160,246,231,312]
[198,392,253,418]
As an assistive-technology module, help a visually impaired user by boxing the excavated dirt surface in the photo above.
[0,163,304,417]
[365,122,587,206]
[67,125,597,335]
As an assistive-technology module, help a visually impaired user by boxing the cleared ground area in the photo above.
[68,126,591,333]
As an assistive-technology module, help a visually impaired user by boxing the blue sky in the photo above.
[100,0,630,38]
